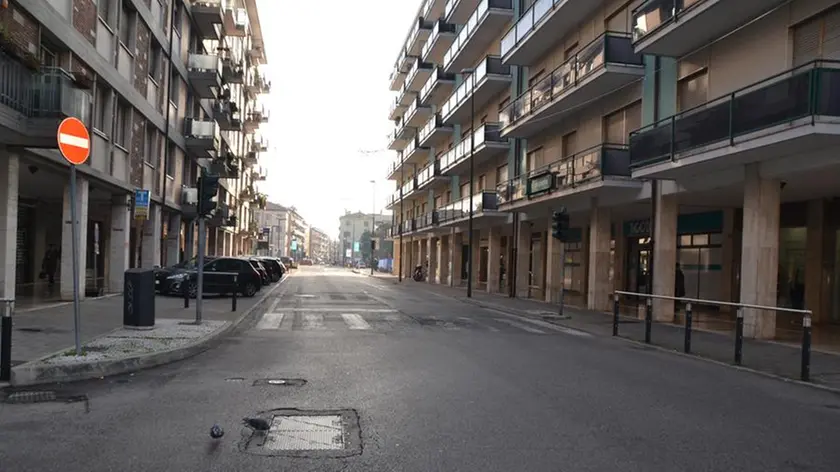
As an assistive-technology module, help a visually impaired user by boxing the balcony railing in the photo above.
[438,191,499,223]
[416,159,442,188]
[401,176,418,196]
[443,0,512,71]
[500,32,642,130]
[441,55,510,121]
[188,53,222,73]
[628,60,840,168]
[403,135,428,161]
[439,123,507,172]
[499,0,591,61]
[496,144,632,205]
[419,67,456,104]
[401,219,417,234]
[417,113,451,145]
[421,19,457,62]
[416,212,440,230]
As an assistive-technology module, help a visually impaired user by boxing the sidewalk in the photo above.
[370,273,840,392]
[6,281,285,386]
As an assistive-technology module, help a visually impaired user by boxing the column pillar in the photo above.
[613,220,626,293]
[652,189,678,321]
[450,231,463,286]
[545,219,563,303]
[426,237,437,284]
[60,174,89,301]
[470,229,481,287]
[487,228,502,293]
[588,203,612,312]
[166,213,182,266]
[438,234,450,284]
[140,203,162,268]
[739,164,781,339]
[805,199,828,322]
[107,196,130,292]
[515,220,530,298]
[719,208,737,312]
[0,152,19,299]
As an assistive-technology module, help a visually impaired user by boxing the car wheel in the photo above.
[187,281,198,298]
[271,273,280,283]
[242,282,258,297]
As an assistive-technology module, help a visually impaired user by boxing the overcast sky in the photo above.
[255,0,418,238]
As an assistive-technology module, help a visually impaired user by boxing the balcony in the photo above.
[0,61,92,147]
[421,20,457,64]
[422,0,448,23]
[389,49,416,92]
[402,135,430,165]
[443,0,513,74]
[628,61,840,180]
[389,96,407,121]
[407,17,434,56]
[385,191,400,210]
[441,55,511,125]
[403,95,433,128]
[401,176,419,200]
[401,218,417,234]
[416,159,447,190]
[388,225,401,239]
[496,144,637,210]
[208,203,237,227]
[253,137,269,152]
[404,57,435,95]
[210,154,240,179]
[419,67,456,106]
[252,167,268,180]
[438,191,502,226]
[387,124,415,151]
[223,7,248,37]
[386,154,404,181]
[184,119,220,157]
[500,32,643,138]
[631,0,786,57]
[417,113,453,148]
[244,107,269,133]
[414,212,440,232]
[190,0,224,39]
[245,72,271,97]
[187,53,222,99]
[500,0,601,65]
[213,101,241,131]
[247,46,265,65]
[222,54,244,84]
[445,0,481,24]
[439,123,509,176]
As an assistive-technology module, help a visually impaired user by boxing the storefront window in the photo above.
[564,241,585,294]
[778,228,807,310]
[677,232,723,300]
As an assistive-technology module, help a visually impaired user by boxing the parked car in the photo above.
[300,258,313,266]
[157,257,263,297]
[257,257,284,282]
[248,259,271,285]
[280,256,297,269]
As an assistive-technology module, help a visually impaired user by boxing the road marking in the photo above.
[256,312,284,330]
[341,314,371,330]
[360,282,385,291]
[267,298,281,313]
[485,308,592,337]
[494,318,546,334]
[284,308,397,313]
[302,313,325,329]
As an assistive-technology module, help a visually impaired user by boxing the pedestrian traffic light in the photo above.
[371,240,376,251]
[551,210,570,241]
[197,175,220,217]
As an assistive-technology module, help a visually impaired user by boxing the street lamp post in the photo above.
[462,68,476,298]
[370,179,376,276]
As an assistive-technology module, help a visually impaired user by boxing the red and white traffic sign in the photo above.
[57,117,90,165]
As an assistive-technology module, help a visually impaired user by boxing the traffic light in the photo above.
[197,174,220,217]
[551,210,570,241]
[371,240,376,251]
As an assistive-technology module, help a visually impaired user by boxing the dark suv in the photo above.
[156,257,263,297]
[257,257,285,282]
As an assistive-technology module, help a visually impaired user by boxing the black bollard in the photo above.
[684,302,693,354]
[734,308,744,365]
[644,298,652,344]
[231,274,238,312]
[183,278,190,308]
[801,314,812,382]
[612,296,619,337]
[1,303,12,382]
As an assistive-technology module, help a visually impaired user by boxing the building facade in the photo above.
[306,226,329,262]
[385,0,840,342]
[339,211,391,261]
[0,0,271,303]
[253,202,308,259]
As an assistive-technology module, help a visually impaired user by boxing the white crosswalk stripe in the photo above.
[493,318,547,334]
[341,313,371,330]
[256,312,284,330]
[302,313,325,329]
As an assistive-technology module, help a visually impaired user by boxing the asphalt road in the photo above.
[2,266,840,471]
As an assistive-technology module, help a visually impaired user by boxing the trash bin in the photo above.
[124,268,156,329]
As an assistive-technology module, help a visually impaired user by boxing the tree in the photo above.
[373,221,394,258]
[359,230,372,261]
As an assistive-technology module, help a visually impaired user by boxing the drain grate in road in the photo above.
[253,378,306,387]
[225,377,246,382]
[240,408,361,458]
[4,391,57,403]
[17,327,44,333]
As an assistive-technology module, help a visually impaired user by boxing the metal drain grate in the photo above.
[4,391,57,403]
[240,409,361,458]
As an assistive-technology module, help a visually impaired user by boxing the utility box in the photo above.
[124,268,156,329]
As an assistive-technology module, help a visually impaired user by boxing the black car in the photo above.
[156,257,263,297]
[248,258,271,285]
[257,257,284,282]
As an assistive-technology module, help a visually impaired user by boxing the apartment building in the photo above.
[385,0,840,342]
[339,211,391,261]
[306,226,329,262]
[0,0,270,304]
[253,202,289,257]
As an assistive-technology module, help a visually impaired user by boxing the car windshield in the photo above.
[172,257,213,270]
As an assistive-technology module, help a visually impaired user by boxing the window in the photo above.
[496,164,508,183]
[792,7,840,66]
[119,2,134,46]
[605,4,629,32]
[149,41,162,81]
[172,1,183,34]
[677,70,708,110]
[167,143,176,176]
[144,123,158,166]
[528,69,545,87]
[115,101,129,147]
[98,0,115,27]
[526,147,543,172]
[561,131,577,157]
[343,231,351,238]
[434,195,441,208]
[603,101,642,144]
[445,190,452,203]
[94,86,110,133]
[478,174,486,191]
[460,182,469,197]
[564,43,578,61]
[498,96,510,113]
[364,221,369,227]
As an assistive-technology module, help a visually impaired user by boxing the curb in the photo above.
[9,275,291,387]
[16,293,122,315]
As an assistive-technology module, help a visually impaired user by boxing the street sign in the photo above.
[345,249,352,258]
[353,241,360,252]
[134,189,150,220]
[56,117,90,165]
[291,240,298,251]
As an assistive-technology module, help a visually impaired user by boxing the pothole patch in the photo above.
[252,378,306,387]
[239,408,361,458]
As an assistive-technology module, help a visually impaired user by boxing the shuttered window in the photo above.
[605,4,629,32]
[526,147,543,172]
[793,7,840,66]
[603,100,642,144]
[434,196,441,208]
[562,131,577,157]
[678,70,709,110]
[496,164,508,183]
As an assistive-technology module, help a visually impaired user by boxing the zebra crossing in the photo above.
[252,308,591,336]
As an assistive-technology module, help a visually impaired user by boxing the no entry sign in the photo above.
[57,117,90,165]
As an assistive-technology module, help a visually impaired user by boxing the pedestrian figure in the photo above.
[675,262,686,317]
[40,244,60,288]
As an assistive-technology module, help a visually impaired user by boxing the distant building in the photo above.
[338,211,391,261]
[253,203,308,258]
[306,227,330,262]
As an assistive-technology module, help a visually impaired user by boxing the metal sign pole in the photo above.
[69,165,82,355]
[558,249,566,318]
[195,216,206,323]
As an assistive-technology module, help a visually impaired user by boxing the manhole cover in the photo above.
[253,379,306,387]
[240,409,361,458]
